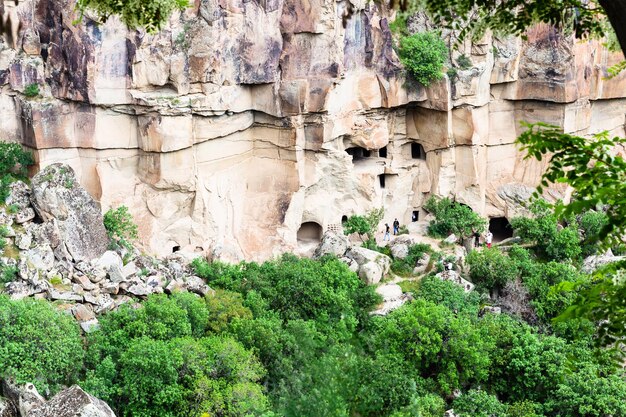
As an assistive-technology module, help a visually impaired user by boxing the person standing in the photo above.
[393,218,400,235]
[473,230,480,248]
[384,223,391,241]
[486,231,493,248]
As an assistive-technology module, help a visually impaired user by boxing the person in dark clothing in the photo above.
[473,230,480,247]
[384,223,391,241]
[393,218,400,235]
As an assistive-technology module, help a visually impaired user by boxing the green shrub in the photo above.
[343,215,370,240]
[424,196,486,239]
[0,296,84,395]
[579,210,609,256]
[390,243,431,276]
[415,275,481,316]
[103,205,138,252]
[82,293,270,416]
[452,389,507,417]
[0,142,34,202]
[193,254,381,338]
[467,248,519,292]
[23,83,40,98]
[398,31,448,86]
[76,0,190,33]
[456,53,472,69]
[0,264,18,284]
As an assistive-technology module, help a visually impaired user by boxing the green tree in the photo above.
[398,31,448,86]
[103,205,138,252]
[424,196,486,239]
[452,389,507,417]
[0,142,34,202]
[76,0,190,33]
[0,296,84,395]
[467,247,519,292]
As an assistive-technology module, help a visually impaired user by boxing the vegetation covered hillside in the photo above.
[2,196,625,416]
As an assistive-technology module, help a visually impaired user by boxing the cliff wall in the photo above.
[0,0,625,260]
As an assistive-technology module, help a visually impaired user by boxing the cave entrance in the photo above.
[341,215,348,224]
[379,146,388,158]
[346,147,371,160]
[412,210,419,222]
[297,222,323,243]
[489,217,513,242]
[411,143,426,160]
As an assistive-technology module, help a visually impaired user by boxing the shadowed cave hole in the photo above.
[346,147,371,160]
[297,222,323,243]
[412,210,419,222]
[172,245,181,253]
[411,143,426,160]
[489,217,513,242]
[341,215,348,224]
[379,146,388,158]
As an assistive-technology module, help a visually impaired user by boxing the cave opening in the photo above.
[297,222,323,243]
[489,217,513,242]
[172,245,181,253]
[412,210,419,222]
[411,143,426,160]
[341,215,348,224]
[346,147,371,160]
[379,146,388,158]
[378,174,386,188]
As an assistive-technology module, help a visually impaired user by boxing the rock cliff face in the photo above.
[0,0,625,260]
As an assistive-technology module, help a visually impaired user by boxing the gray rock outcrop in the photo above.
[27,386,115,417]
[345,247,391,285]
[313,231,349,258]
[30,164,109,263]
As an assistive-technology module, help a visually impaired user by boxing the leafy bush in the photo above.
[23,83,40,98]
[0,296,84,395]
[82,293,270,416]
[467,248,518,292]
[193,254,381,338]
[0,264,18,284]
[103,205,138,252]
[452,389,507,417]
[390,243,431,276]
[76,0,190,33]
[415,275,481,316]
[0,142,34,202]
[343,215,370,240]
[579,210,609,256]
[398,31,448,86]
[456,53,472,69]
[424,196,486,239]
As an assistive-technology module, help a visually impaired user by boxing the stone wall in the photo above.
[0,0,625,260]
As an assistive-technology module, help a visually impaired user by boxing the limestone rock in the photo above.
[436,270,475,292]
[582,252,626,274]
[345,247,391,285]
[313,231,349,258]
[443,234,457,244]
[94,251,124,283]
[28,385,116,417]
[0,396,17,417]
[22,244,55,272]
[1,381,44,417]
[30,164,108,263]
[371,283,412,315]
[126,283,152,297]
[184,276,212,297]
[71,303,95,322]
[80,319,100,334]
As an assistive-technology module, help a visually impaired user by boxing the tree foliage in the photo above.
[103,205,139,252]
[76,0,190,33]
[424,196,487,239]
[0,142,34,202]
[398,31,448,86]
[0,296,84,395]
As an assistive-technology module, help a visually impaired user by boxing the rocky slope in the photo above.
[0,0,625,260]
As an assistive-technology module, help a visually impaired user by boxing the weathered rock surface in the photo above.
[313,231,349,258]
[30,165,108,263]
[371,283,413,316]
[1,1,625,261]
[27,385,116,417]
[345,247,391,285]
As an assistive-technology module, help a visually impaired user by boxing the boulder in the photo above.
[30,164,109,262]
[22,244,55,272]
[1,381,45,417]
[28,385,116,417]
[582,252,626,274]
[344,247,391,284]
[371,283,412,315]
[79,319,100,334]
[184,276,213,296]
[413,253,431,275]
[313,231,349,258]
[389,242,409,259]
[94,251,124,283]
[126,283,152,297]
[436,270,475,292]
[0,397,17,417]
[444,233,457,244]
[71,303,95,322]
